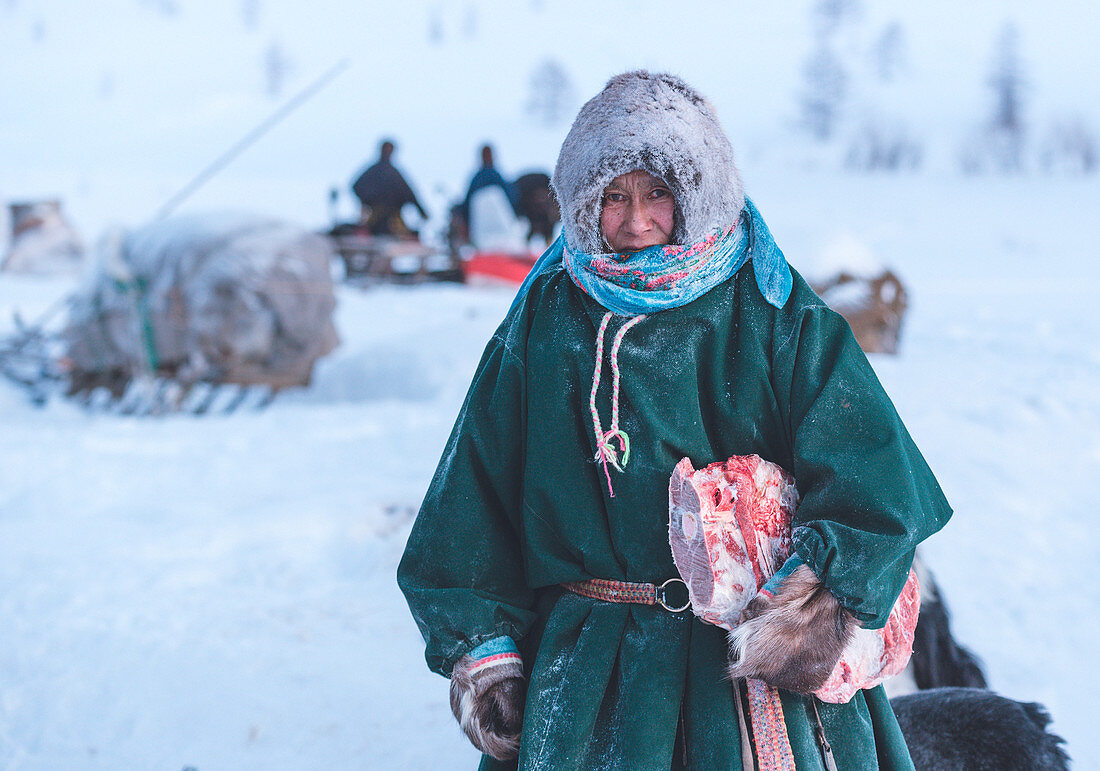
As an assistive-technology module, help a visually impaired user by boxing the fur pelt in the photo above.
[726,564,858,694]
[551,70,745,254]
[892,687,1070,770]
[449,654,525,761]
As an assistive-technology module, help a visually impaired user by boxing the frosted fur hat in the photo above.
[551,70,745,254]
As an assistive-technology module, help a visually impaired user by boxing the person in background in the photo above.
[463,144,517,217]
[462,144,526,251]
[350,140,429,237]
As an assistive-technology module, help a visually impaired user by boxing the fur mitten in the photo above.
[727,560,858,694]
[449,637,526,760]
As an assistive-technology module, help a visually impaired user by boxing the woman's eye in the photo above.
[604,192,626,204]
[650,188,671,199]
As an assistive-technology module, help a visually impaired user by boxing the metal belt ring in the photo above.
[656,577,691,612]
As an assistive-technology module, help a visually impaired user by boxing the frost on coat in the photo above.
[398,260,950,770]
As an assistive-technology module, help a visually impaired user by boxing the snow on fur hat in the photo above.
[551,70,745,254]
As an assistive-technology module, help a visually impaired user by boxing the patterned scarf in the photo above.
[508,197,795,498]
[510,198,793,314]
[565,224,745,314]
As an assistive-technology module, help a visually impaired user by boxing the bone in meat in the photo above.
[668,454,920,703]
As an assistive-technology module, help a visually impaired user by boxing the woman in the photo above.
[398,71,951,769]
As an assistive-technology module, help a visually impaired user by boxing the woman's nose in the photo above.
[627,202,651,231]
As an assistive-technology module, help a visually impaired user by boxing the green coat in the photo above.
[398,262,952,769]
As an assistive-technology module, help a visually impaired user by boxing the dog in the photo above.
[892,687,1070,770]
[888,559,1067,768]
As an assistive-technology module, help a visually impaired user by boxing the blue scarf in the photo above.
[510,198,793,314]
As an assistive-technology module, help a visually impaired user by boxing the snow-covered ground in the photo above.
[1,170,1098,769]
[4,1,1100,767]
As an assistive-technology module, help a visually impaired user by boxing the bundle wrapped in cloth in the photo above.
[668,454,920,703]
[63,213,338,394]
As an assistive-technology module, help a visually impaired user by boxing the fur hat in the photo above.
[551,70,745,253]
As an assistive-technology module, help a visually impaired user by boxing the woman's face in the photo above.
[599,170,675,253]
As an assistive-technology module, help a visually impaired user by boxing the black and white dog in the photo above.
[888,556,1069,770]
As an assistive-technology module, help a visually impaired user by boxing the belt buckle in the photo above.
[656,577,691,612]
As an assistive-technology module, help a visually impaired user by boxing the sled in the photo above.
[447,179,552,287]
[1,315,287,416]
[1,200,84,275]
[0,311,66,406]
[810,269,908,354]
[329,230,462,284]
[1,314,278,415]
[1,214,339,414]
[460,250,539,286]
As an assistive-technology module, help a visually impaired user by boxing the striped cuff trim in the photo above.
[468,652,523,676]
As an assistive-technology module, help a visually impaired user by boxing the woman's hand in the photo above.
[726,563,858,694]
[449,651,526,760]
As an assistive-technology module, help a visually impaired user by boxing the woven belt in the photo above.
[562,577,691,612]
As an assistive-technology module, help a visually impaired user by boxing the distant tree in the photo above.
[525,59,575,127]
[873,21,907,82]
[985,22,1027,172]
[1039,115,1097,174]
[800,41,848,141]
[799,0,860,143]
[958,23,1031,175]
[462,4,478,38]
[240,0,261,31]
[138,0,179,16]
[427,7,444,45]
[845,118,922,171]
[263,42,292,99]
[812,0,861,36]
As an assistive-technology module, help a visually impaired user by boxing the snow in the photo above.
[0,280,498,769]
[806,232,884,281]
[3,1,1100,768]
[2,171,1099,769]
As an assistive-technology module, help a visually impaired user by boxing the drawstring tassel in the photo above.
[589,311,645,497]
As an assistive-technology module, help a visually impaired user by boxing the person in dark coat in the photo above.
[463,144,517,216]
[350,140,428,237]
[399,71,952,770]
[460,144,523,249]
